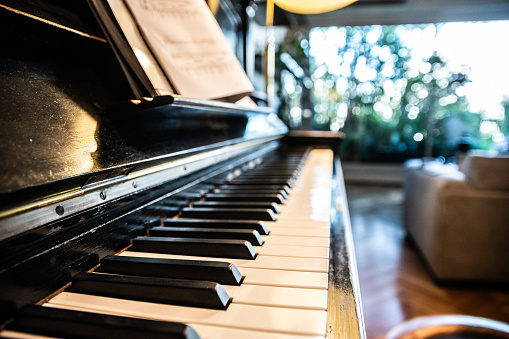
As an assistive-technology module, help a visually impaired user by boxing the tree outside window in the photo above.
[276,22,509,162]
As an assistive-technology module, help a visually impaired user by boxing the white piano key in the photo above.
[261,235,330,247]
[217,253,329,273]
[281,192,331,204]
[277,205,331,221]
[0,331,59,339]
[278,203,331,213]
[276,214,328,222]
[266,220,330,229]
[120,251,329,273]
[189,323,325,339]
[283,197,330,207]
[255,244,329,258]
[240,267,328,289]
[266,227,330,238]
[275,211,331,221]
[47,293,328,336]
[223,285,327,310]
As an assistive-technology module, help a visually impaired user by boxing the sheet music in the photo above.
[123,0,253,100]
[104,0,174,96]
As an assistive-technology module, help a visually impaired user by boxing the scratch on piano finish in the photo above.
[0,1,365,338]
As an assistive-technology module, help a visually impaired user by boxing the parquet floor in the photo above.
[345,184,509,339]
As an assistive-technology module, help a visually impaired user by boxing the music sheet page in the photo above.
[123,0,253,100]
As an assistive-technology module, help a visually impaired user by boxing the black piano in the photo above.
[0,1,365,338]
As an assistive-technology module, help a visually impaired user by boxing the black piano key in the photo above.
[141,205,181,218]
[180,207,276,221]
[192,201,280,213]
[8,304,200,339]
[100,255,242,286]
[262,170,298,174]
[217,187,288,198]
[131,236,257,260]
[189,184,216,195]
[205,193,285,205]
[150,226,263,246]
[163,219,269,235]
[239,172,296,176]
[237,174,296,183]
[202,178,227,186]
[72,272,230,310]
[156,199,191,208]
[220,184,291,195]
[230,178,294,188]
[171,192,204,202]
[124,214,160,227]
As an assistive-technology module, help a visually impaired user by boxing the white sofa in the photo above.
[403,151,509,284]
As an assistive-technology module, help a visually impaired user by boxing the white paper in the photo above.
[123,0,254,100]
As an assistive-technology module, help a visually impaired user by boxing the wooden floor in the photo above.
[345,184,509,339]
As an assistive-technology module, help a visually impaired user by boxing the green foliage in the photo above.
[276,24,505,162]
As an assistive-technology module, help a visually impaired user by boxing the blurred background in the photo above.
[212,2,509,338]
[214,0,509,170]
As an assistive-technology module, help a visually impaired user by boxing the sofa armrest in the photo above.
[404,160,509,283]
[460,151,509,190]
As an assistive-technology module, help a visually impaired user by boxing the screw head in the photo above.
[55,205,65,215]
[100,191,107,200]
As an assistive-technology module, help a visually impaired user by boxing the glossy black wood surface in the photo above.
[0,3,132,196]
[0,3,286,208]
[0,0,287,322]
[0,0,104,38]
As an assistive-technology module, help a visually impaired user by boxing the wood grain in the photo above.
[345,185,509,339]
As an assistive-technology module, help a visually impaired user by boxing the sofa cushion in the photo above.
[460,151,509,190]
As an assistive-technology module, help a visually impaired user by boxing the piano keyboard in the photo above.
[4,148,335,339]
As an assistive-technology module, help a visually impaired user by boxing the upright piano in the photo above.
[0,1,365,338]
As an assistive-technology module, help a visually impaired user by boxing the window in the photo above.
[276,21,509,162]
